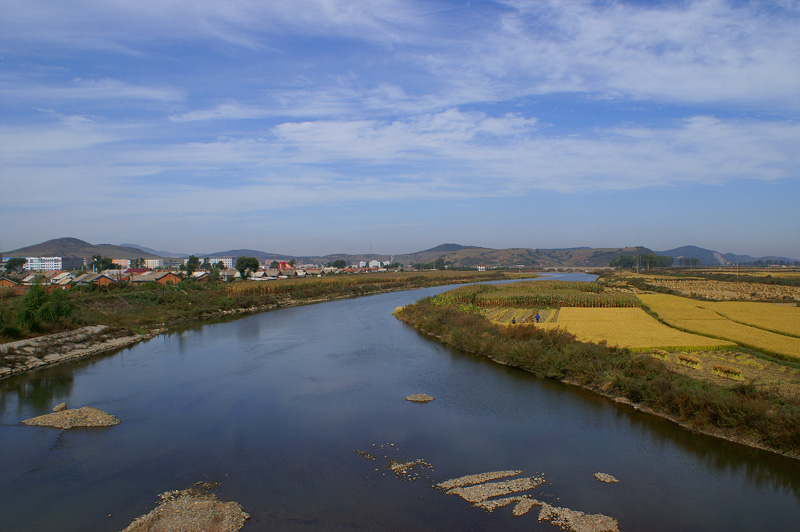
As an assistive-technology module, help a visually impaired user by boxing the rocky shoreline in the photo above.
[0,325,164,381]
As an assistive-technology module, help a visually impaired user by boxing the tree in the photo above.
[185,255,201,274]
[236,256,260,279]
[327,259,346,269]
[269,260,279,269]
[678,257,702,267]
[214,261,225,270]
[289,259,296,268]
[201,257,212,271]
[90,255,116,272]
[130,257,146,269]
[4,257,26,274]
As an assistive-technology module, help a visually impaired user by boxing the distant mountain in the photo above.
[392,245,652,268]
[655,246,728,266]
[656,246,797,266]
[3,237,160,260]
[419,243,479,253]
[120,243,185,258]
[6,239,794,268]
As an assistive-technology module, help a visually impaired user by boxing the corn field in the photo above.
[433,281,640,309]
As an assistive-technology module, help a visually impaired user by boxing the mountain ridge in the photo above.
[3,238,797,267]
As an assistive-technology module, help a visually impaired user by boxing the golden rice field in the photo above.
[703,301,800,337]
[638,294,800,359]
[538,307,733,350]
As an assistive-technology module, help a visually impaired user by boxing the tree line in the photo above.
[610,253,674,269]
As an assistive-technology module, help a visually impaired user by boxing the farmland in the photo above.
[641,277,800,302]
[638,293,800,360]
[432,280,640,309]
[538,307,734,351]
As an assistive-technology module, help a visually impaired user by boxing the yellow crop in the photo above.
[638,294,800,359]
[700,301,800,337]
[539,307,732,350]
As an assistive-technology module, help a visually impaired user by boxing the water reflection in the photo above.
[439,337,800,503]
[0,275,798,532]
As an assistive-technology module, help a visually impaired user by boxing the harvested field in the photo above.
[643,278,800,302]
[485,307,552,325]
[647,349,800,398]
[539,307,733,350]
[639,294,800,359]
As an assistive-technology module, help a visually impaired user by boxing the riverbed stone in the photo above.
[121,483,249,532]
[52,402,67,412]
[22,406,119,429]
[405,393,434,402]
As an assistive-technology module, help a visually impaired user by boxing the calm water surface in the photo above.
[1,274,799,531]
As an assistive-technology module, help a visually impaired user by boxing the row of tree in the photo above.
[413,257,448,270]
[610,253,674,269]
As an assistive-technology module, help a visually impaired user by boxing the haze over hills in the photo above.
[2,238,797,268]
[2,238,161,260]
[654,246,797,266]
[120,244,186,259]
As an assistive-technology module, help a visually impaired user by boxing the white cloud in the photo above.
[4,110,798,217]
[0,78,183,103]
[422,0,800,107]
[0,0,428,50]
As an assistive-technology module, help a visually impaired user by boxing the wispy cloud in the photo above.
[0,78,183,103]
[2,0,798,255]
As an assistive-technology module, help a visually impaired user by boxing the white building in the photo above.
[23,257,62,271]
[368,260,381,268]
[211,257,234,269]
[144,258,164,269]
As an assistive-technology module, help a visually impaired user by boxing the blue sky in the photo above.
[1,0,799,258]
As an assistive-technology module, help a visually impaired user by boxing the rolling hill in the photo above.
[2,238,161,260]
[4,238,796,268]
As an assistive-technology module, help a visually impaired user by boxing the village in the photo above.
[0,255,402,293]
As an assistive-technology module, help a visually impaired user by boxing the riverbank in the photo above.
[0,271,534,380]
[394,298,800,460]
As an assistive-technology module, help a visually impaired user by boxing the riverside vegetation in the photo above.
[394,278,800,458]
[0,270,530,344]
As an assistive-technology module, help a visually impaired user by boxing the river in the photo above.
[1,274,798,531]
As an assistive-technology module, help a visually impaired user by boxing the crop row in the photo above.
[433,281,639,309]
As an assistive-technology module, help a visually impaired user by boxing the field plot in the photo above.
[639,294,800,359]
[434,280,640,308]
[703,301,800,337]
[485,308,553,325]
[649,349,800,398]
[539,307,733,350]
[643,278,800,302]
